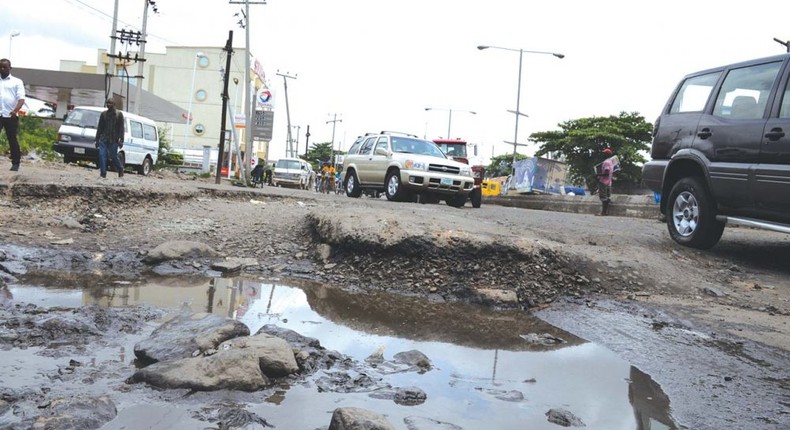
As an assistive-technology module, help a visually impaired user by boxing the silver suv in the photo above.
[343,131,475,207]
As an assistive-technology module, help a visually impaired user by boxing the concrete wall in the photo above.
[485,193,661,219]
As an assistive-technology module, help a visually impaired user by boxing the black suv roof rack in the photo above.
[380,130,418,138]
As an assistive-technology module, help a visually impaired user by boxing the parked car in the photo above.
[53,106,160,176]
[642,52,790,249]
[342,131,475,207]
[19,97,56,118]
[272,157,311,189]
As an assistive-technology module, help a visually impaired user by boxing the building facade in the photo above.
[63,46,270,171]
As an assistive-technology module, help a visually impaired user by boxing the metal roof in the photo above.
[13,67,188,124]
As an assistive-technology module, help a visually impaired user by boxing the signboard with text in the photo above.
[253,110,274,141]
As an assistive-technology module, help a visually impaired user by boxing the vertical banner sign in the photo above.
[253,110,274,140]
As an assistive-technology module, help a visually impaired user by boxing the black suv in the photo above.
[642,53,790,249]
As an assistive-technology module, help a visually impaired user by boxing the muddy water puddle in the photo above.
[6,275,678,430]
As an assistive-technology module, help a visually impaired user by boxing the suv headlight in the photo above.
[405,159,427,170]
[460,166,472,176]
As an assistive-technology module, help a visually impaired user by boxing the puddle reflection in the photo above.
[10,274,678,429]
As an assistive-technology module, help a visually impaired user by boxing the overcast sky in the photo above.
[2,0,789,163]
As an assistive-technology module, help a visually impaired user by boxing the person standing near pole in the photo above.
[0,58,26,172]
[94,98,125,178]
[596,147,614,216]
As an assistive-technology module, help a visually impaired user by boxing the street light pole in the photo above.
[477,45,564,174]
[183,51,206,147]
[424,107,477,139]
[8,32,20,58]
[774,37,790,52]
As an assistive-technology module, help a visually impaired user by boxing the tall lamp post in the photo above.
[183,51,206,147]
[8,32,20,58]
[477,45,564,174]
[424,107,476,139]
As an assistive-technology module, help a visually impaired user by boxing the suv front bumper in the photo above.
[402,170,474,195]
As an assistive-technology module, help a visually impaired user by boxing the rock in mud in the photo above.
[130,333,298,391]
[257,324,345,374]
[142,240,221,264]
[133,310,250,363]
[193,402,274,429]
[219,333,299,377]
[328,407,395,430]
[545,408,586,427]
[403,416,463,430]
[129,348,271,392]
[29,395,116,430]
[394,386,427,406]
[393,350,431,372]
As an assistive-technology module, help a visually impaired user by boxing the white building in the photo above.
[61,46,271,171]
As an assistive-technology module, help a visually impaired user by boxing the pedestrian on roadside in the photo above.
[265,162,274,186]
[0,58,26,172]
[596,147,614,216]
[94,98,125,178]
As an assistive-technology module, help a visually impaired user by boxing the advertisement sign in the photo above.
[256,88,273,109]
[234,113,245,129]
[513,157,568,194]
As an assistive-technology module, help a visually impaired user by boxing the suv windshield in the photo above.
[64,109,101,129]
[391,137,446,158]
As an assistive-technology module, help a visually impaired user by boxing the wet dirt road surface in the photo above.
[0,160,788,429]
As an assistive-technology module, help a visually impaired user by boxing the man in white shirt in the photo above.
[0,58,25,171]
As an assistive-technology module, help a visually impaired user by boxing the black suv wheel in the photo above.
[666,177,725,249]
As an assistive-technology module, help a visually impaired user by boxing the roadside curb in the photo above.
[485,193,661,220]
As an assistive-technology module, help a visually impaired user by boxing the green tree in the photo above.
[156,124,183,166]
[0,116,59,161]
[304,142,336,170]
[485,152,529,178]
[529,112,652,191]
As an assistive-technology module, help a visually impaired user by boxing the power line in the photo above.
[60,0,181,47]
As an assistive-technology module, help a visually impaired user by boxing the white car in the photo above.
[20,97,56,117]
[342,132,475,207]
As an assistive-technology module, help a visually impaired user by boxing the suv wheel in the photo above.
[666,177,725,249]
[446,193,466,208]
[385,170,405,201]
[345,171,362,198]
[470,188,482,208]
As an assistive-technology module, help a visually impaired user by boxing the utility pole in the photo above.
[292,125,301,157]
[326,113,342,163]
[229,0,266,183]
[133,0,157,115]
[108,0,120,81]
[774,37,790,52]
[304,125,311,158]
[276,71,297,157]
[216,31,234,184]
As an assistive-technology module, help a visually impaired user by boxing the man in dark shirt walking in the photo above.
[95,98,125,178]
